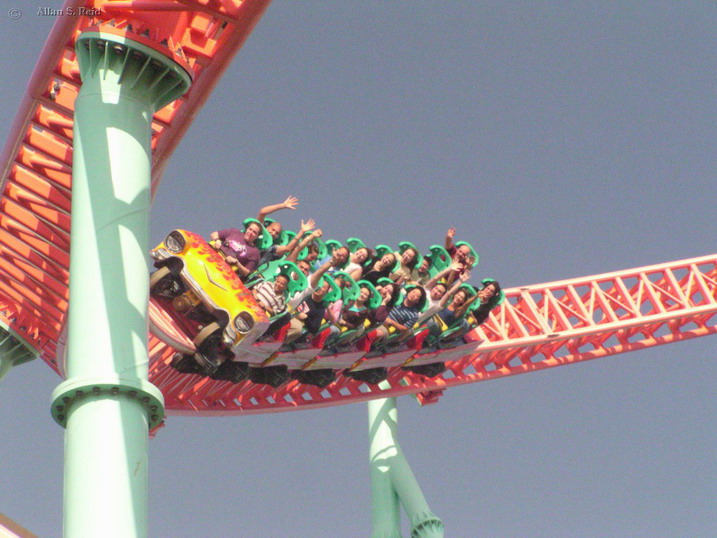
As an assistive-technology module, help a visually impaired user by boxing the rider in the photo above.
[209,221,262,281]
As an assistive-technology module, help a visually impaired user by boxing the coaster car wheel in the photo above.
[192,322,223,374]
[290,368,336,388]
[403,362,446,378]
[344,367,388,385]
[150,266,181,298]
[248,365,290,388]
[209,360,249,383]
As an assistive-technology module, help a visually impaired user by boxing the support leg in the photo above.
[50,27,191,537]
[368,397,444,538]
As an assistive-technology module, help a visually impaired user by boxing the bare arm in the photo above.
[257,195,298,223]
[445,227,456,251]
[274,219,315,257]
[287,228,322,263]
[439,270,471,308]
[309,257,333,289]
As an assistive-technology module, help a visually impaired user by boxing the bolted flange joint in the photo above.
[51,376,165,430]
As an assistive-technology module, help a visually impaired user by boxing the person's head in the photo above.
[404,285,426,309]
[352,247,371,264]
[297,259,311,276]
[312,279,331,301]
[452,289,469,307]
[333,246,350,266]
[378,253,396,271]
[376,282,399,306]
[273,274,289,294]
[266,221,282,240]
[479,280,502,307]
[244,221,262,245]
[454,244,472,263]
[358,285,372,304]
[430,281,447,301]
[305,242,320,262]
[417,257,431,274]
[400,247,419,270]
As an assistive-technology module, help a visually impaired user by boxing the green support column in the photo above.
[50,29,191,537]
[368,397,444,538]
[0,322,37,382]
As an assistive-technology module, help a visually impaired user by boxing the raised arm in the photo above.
[257,195,299,223]
[444,226,456,251]
[309,257,334,289]
[274,219,315,257]
[439,270,471,308]
[287,228,322,262]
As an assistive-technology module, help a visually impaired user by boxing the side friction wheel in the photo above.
[150,266,180,297]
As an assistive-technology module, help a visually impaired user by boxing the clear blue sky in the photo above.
[1,2,715,536]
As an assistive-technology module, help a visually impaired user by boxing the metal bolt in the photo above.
[142,397,150,405]
[58,415,65,422]
[63,397,70,404]
[150,415,158,422]
[55,405,64,412]
[128,391,137,398]
[150,406,158,412]
[93,387,101,395]
[111,387,119,395]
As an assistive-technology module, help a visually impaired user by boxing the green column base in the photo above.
[51,377,164,430]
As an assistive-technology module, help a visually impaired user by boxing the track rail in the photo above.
[1,2,715,417]
[152,254,717,415]
[0,0,272,373]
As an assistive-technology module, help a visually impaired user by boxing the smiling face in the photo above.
[358,286,371,303]
[266,222,282,240]
[377,284,393,303]
[244,222,261,244]
[452,290,468,306]
[297,260,311,275]
[353,247,369,264]
[478,283,497,302]
[312,280,331,301]
[379,253,396,270]
[404,287,422,307]
[430,282,447,300]
[401,248,417,265]
[333,247,349,266]
[418,258,430,274]
[456,244,471,261]
[273,274,289,294]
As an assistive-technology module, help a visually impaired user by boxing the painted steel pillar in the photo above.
[0,322,37,382]
[368,397,444,538]
[50,27,191,537]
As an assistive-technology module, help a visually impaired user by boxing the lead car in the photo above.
[149,229,270,379]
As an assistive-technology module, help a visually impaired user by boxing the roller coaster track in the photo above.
[0,0,272,371]
[1,2,716,419]
[150,254,717,415]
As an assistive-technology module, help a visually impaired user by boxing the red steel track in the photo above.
[1,1,715,417]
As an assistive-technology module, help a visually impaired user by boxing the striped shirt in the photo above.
[387,303,420,328]
[253,280,287,316]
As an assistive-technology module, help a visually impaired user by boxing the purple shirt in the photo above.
[216,228,260,272]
